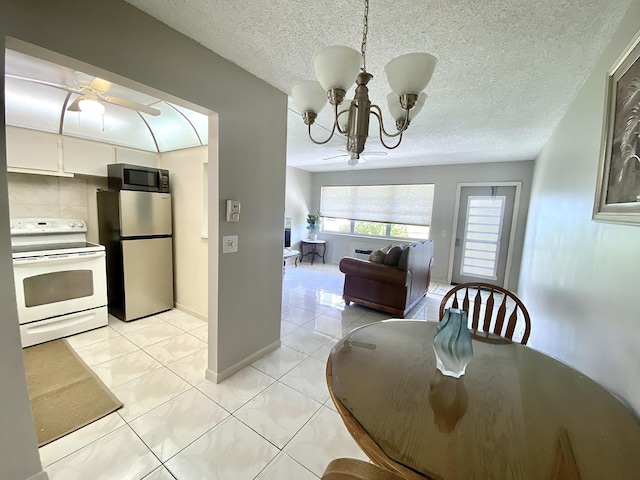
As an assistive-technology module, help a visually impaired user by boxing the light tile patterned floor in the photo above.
[40,263,448,479]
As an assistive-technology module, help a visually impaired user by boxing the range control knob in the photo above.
[68,221,76,228]
[77,221,85,228]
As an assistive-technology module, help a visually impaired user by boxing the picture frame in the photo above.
[593,28,640,225]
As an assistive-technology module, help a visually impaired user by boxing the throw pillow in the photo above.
[384,246,403,266]
[369,249,386,263]
[380,244,392,254]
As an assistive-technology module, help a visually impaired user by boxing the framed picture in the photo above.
[593,28,640,225]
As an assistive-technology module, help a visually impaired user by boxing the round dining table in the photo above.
[326,320,640,480]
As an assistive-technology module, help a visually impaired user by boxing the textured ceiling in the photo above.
[9,1,632,172]
[122,0,633,172]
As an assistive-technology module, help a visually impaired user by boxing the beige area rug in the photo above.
[23,339,123,447]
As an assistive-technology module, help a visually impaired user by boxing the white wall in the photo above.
[285,166,313,250]
[159,147,208,319]
[312,161,535,287]
[519,1,640,414]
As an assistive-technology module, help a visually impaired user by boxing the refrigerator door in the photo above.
[122,237,174,320]
[119,190,172,237]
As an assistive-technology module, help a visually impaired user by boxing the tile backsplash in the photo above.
[7,172,108,243]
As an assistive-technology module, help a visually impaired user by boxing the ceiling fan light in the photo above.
[292,81,327,114]
[313,45,363,92]
[78,97,105,116]
[385,53,437,96]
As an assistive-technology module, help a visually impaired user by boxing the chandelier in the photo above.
[291,0,437,162]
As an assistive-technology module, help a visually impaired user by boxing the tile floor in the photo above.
[39,262,447,480]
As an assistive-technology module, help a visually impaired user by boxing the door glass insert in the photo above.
[23,270,94,307]
[460,196,505,280]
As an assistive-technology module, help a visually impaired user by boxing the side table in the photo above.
[300,239,326,265]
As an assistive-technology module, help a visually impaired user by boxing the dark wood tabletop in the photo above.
[326,320,640,480]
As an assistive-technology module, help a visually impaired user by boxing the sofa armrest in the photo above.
[339,257,408,287]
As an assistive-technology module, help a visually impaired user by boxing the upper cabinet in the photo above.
[63,137,115,177]
[5,126,60,173]
[4,127,158,176]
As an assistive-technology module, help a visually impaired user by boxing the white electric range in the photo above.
[10,218,108,347]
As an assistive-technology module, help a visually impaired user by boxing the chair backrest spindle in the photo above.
[439,283,531,345]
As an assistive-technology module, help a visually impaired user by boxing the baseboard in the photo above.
[26,471,49,480]
[174,303,207,321]
[431,278,450,285]
[205,339,280,384]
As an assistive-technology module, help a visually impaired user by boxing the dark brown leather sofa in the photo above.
[339,240,435,318]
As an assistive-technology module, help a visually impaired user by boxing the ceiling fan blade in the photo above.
[90,77,113,92]
[322,154,348,161]
[103,96,161,116]
[66,96,82,112]
[6,74,81,93]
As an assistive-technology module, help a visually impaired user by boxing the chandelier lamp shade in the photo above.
[291,0,437,160]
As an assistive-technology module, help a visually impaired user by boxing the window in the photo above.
[460,196,505,279]
[320,184,434,240]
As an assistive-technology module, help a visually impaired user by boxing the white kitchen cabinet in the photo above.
[6,126,60,173]
[63,137,115,177]
[115,148,157,167]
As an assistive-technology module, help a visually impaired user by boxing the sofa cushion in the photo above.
[384,246,403,266]
[397,246,410,270]
[369,249,386,263]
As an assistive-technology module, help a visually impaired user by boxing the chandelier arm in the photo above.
[370,109,404,149]
[370,104,409,138]
[307,105,340,145]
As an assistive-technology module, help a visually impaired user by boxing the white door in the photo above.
[449,184,519,287]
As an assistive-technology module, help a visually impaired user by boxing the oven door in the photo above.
[13,251,107,325]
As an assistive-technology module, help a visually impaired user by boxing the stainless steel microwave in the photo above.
[107,164,170,193]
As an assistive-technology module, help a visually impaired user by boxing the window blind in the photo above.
[320,184,435,226]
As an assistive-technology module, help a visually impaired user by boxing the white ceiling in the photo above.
[121,0,632,172]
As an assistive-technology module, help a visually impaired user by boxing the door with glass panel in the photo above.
[450,185,518,287]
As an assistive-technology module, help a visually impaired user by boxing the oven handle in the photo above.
[13,251,105,266]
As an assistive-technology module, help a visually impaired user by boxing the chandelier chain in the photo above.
[361,0,369,72]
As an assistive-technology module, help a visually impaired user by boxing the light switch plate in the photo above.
[222,235,238,253]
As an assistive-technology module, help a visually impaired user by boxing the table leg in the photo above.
[310,244,316,265]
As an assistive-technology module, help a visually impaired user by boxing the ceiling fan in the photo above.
[6,73,161,116]
[323,150,387,167]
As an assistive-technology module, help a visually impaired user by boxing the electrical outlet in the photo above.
[222,235,238,253]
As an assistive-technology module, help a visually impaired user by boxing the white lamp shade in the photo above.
[386,92,428,121]
[338,109,350,131]
[410,92,428,120]
[292,81,327,114]
[313,45,363,92]
[384,53,437,96]
[386,93,404,121]
[78,98,105,116]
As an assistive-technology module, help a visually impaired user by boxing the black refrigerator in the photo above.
[97,190,174,321]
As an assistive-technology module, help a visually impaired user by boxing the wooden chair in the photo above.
[322,458,409,480]
[439,283,531,344]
